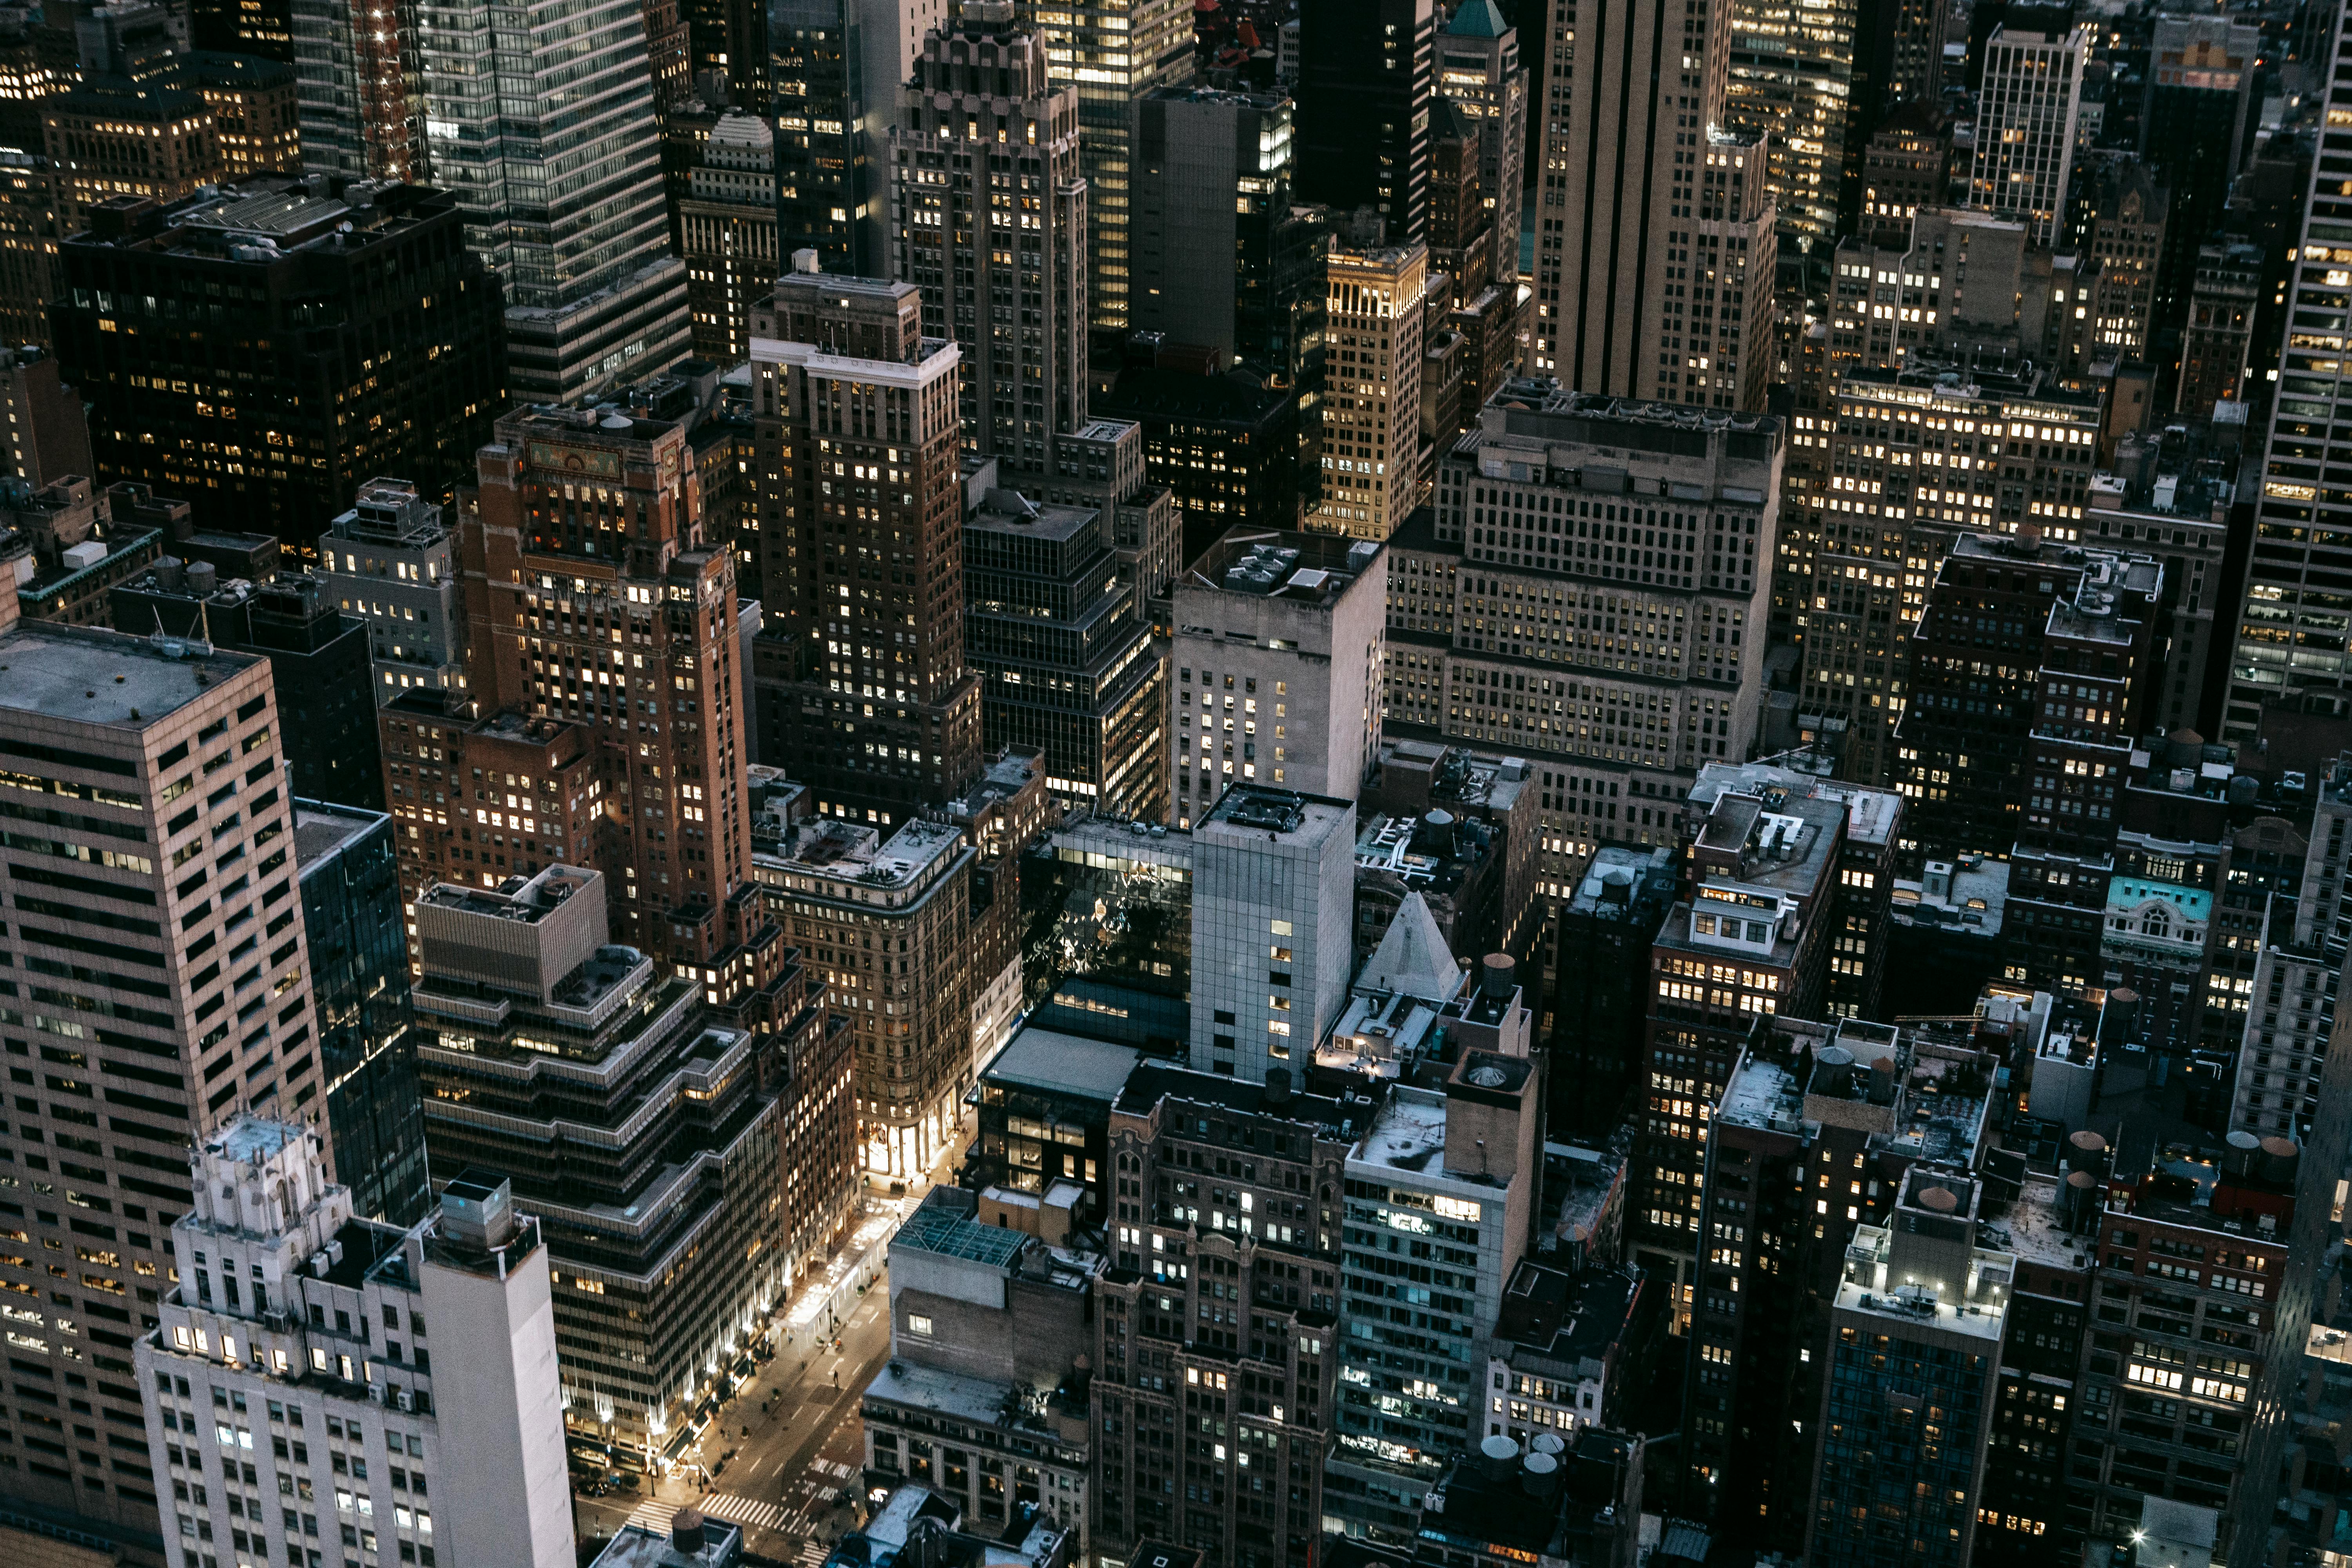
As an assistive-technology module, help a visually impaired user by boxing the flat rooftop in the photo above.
[1201,783,1354,842]
[1180,530,1381,605]
[980,1026,1143,1105]
[895,1201,1029,1270]
[0,620,260,726]
[967,489,1098,541]
[292,800,385,871]
[589,1520,746,1568]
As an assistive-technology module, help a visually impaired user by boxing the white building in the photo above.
[1169,530,1388,824]
[1967,21,2091,246]
[318,478,468,701]
[138,1118,574,1568]
[1188,784,1357,1082]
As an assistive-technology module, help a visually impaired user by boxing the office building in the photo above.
[1966,21,2091,246]
[765,0,940,276]
[1187,784,1357,1082]
[751,811,972,1181]
[39,3,222,228]
[1818,208,2093,386]
[1807,1167,2013,1567]
[677,111,779,363]
[961,475,1163,818]
[1002,417,1181,637]
[317,477,468,702]
[2219,3,2352,739]
[1548,845,1677,1138]
[747,260,980,825]
[458,403,767,973]
[2144,16,2259,379]
[409,866,817,1454]
[1857,102,1952,245]
[417,0,690,403]
[1168,530,1387,822]
[0,606,322,1535]
[0,147,63,350]
[0,345,93,488]
[1131,88,1303,371]
[1382,383,1782,911]
[1293,0,1433,243]
[191,51,298,181]
[1633,783,1844,1309]
[860,1188,1096,1549]
[1779,363,2101,782]
[2175,241,2262,419]
[290,0,425,182]
[5,475,169,626]
[1435,0,1525,286]
[52,178,505,557]
[1896,534,2160,878]
[1722,0,1906,249]
[109,570,384,810]
[1307,241,1427,538]
[1096,365,1303,554]
[1328,1009,1539,1542]
[1010,0,1192,339]
[1528,0,1775,411]
[2079,157,2167,366]
[293,800,430,1226]
[138,1122,577,1568]
[1090,1063,1357,1565]
[887,4,1086,464]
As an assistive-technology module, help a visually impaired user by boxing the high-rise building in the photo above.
[1722,0,1910,249]
[1808,1167,2013,1566]
[2080,156,2167,366]
[191,52,299,180]
[678,110,779,363]
[746,259,980,825]
[40,3,221,228]
[1187,784,1358,1082]
[109,571,385,810]
[1435,0,1525,286]
[0,345,93,487]
[1131,87,1303,372]
[1306,241,1427,538]
[0,604,323,1535]
[138,1124,578,1568]
[1097,364,1304,552]
[2175,240,2262,419]
[1089,1063,1357,1566]
[887,5,1086,464]
[2216,6,2352,740]
[457,403,765,973]
[961,475,1163,818]
[750,811,972,1181]
[1328,1010,1539,1541]
[1965,21,2090,247]
[2143,16,2259,383]
[1857,102,1952,244]
[52,178,506,557]
[409,865,833,1454]
[292,799,430,1225]
[416,0,690,403]
[317,477,470,702]
[0,147,64,351]
[290,0,425,183]
[768,0,943,274]
[1167,530,1388,823]
[1382,384,1782,912]
[1779,362,2100,784]
[1293,0,1434,244]
[1009,0,1191,341]
[1528,0,1776,411]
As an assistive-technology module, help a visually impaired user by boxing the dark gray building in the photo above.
[293,799,430,1225]
[1292,0,1433,242]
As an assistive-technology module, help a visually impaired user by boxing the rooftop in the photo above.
[979,1027,1143,1107]
[1200,783,1355,844]
[760,814,967,889]
[894,1201,1029,1271]
[291,799,385,872]
[588,1519,745,1568]
[965,487,1099,542]
[2106,876,2210,922]
[1115,1061,1362,1143]
[1180,530,1382,606]
[416,865,597,924]
[0,619,259,724]
[1354,1087,1453,1177]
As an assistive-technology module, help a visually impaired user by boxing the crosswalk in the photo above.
[796,1541,832,1568]
[700,1491,790,1531]
[617,1456,858,1555]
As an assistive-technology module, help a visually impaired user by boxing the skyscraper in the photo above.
[0,597,323,1535]
[1966,20,2090,246]
[1529,0,1775,409]
[1435,0,1526,285]
[748,257,979,824]
[1307,240,1428,539]
[1131,87,1301,370]
[678,111,780,362]
[887,4,1086,464]
[457,404,764,971]
[416,0,690,402]
[2143,16,2260,387]
[769,0,944,274]
[1294,0,1434,244]
[2217,4,2351,739]
[290,0,424,182]
[1010,0,1192,341]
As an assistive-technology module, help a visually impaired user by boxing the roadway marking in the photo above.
[796,1542,830,1567]
[698,1492,788,1531]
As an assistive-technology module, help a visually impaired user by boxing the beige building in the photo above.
[0,593,323,1538]
[1310,241,1428,539]
[1528,0,1775,411]
[1967,21,2091,246]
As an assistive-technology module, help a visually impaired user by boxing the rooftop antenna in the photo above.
[191,597,215,656]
